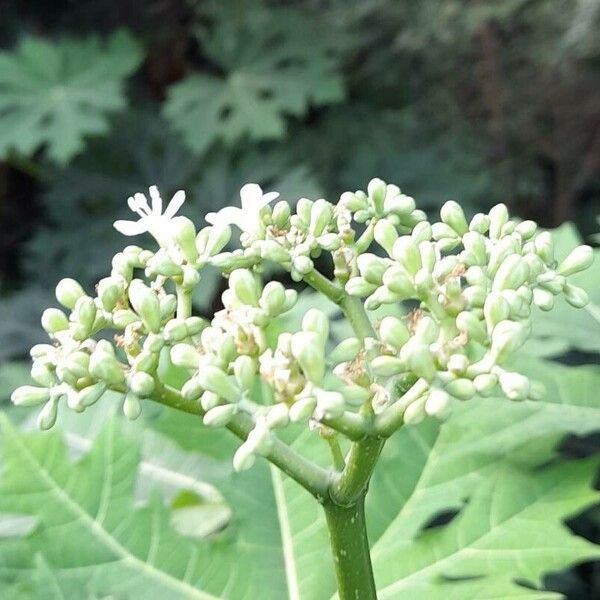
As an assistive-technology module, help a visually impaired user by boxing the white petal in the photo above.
[164,190,186,219]
[206,206,243,228]
[127,196,138,212]
[148,185,162,215]
[113,219,149,236]
[240,183,263,211]
[261,191,280,206]
[134,192,151,214]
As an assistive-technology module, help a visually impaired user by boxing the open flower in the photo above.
[114,185,186,245]
[206,183,279,239]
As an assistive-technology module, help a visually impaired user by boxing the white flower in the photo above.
[114,185,186,244]
[206,183,279,238]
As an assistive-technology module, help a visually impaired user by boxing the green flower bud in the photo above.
[112,309,139,328]
[73,296,97,332]
[31,361,55,387]
[440,200,468,235]
[203,404,238,427]
[123,393,142,420]
[259,281,286,316]
[557,245,593,276]
[400,342,436,381]
[129,371,155,397]
[465,266,486,287]
[317,233,340,251]
[76,382,106,408]
[200,390,220,411]
[414,269,434,299]
[164,318,189,342]
[204,224,232,256]
[412,221,433,244]
[432,222,460,241]
[272,200,291,228]
[515,220,537,240]
[498,371,530,401]
[291,331,325,384]
[392,237,421,274]
[533,287,554,311]
[456,311,487,344]
[414,316,439,345]
[462,285,487,308]
[89,350,125,386]
[309,199,333,237]
[11,385,50,407]
[425,389,452,419]
[98,276,124,311]
[469,213,490,234]
[341,385,371,406]
[365,286,403,310]
[289,396,317,422]
[563,283,589,308]
[197,367,240,403]
[147,253,183,277]
[379,316,410,350]
[183,266,201,289]
[490,320,528,364]
[382,265,414,297]
[403,395,427,425]
[488,204,509,240]
[259,240,290,263]
[233,442,256,472]
[346,277,377,297]
[179,377,203,401]
[357,254,388,285]
[186,317,206,336]
[134,350,159,373]
[112,253,134,281]
[447,354,469,374]
[418,241,436,273]
[484,292,510,331]
[292,255,313,276]
[55,278,85,310]
[37,399,58,430]
[282,289,298,313]
[384,193,415,216]
[129,280,161,333]
[229,269,260,306]
[63,351,90,380]
[536,271,564,295]
[296,198,313,225]
[170,343,200,370]
[302,309,329,346]
[330,337,361,364]
[30,344,54,359]
[367,178,387,213]
[266,403,290,428]
[371,356,403,376]
[473,373,497,396]
[462,232,488,266]
[233,355,256,391]
[445,378,476,400]
[41,308,69,334]
[374,219,399,255]
[493,254,530,290]
[170,216,198,263]
[315,390,345,419]
[534,231,554,265]
[246,423,273,456]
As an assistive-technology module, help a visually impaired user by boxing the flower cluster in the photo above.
[12,179,593,470]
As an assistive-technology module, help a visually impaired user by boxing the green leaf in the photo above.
[164,5,344,154]
[0,30,141,163]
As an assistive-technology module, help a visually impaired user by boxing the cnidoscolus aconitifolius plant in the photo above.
[11,179,594,599]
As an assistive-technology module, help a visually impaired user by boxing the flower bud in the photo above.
[302,309,329,346]
[41,308,69,334]
[412,221,433,243]
[233,442,256,472]
[97,277,124,311]
[462,232,487,266]
[164,319,189,342]
[425,389,452,419]
[37,399,58,430]
[55,278,85,310]
[170,344,200,370]
[382,266,414,297]
[112,253,133,281]
[11,385,50,407]
[357,254,388,285]
[392,237,421,274]
[170,216,198,263]
[563,283,589,308]
[259,239,289,263]
[515,220,537,240]
[445,378,475,400]
[440,200,468,235]
[292,255,313,276]
[89,350,125,386]
[233,355,256,391]
[266,403,290,428]
[129,371,155,397]
[246,422,273,456]
[484,292,510,331]
[462,285,487,308]
[134,350,158,374]
[73,296,97,332]
[123,393,142,420]
[289,396,317,422]
[488,204,509,240]
[414,316,439,345]
[447,354,469,375]
[498,371,530,401]
[490,320,527,364]
[229,269,260,306]
[76,382,106,408]
[204,224,232,256]
[374,219,398,255]
[203,404,237,427]
[183,266,201,288]
[367,178,387,212]
[197,367,240,403]
[112,309,139,328]
[329,338,361,365]
[31,361,55,387]
[199,390,219,411]
[493,254,530,291]
[315,390,345,419]
[473,373,497,396]
[419,241,436,273]
[309,199,333,237]
[403,395,427,425]
[185,317,205,336]
[456,311,487,344]
[62,351,90,380]
[272,200,291,228]
[557,245,593,276]
[469,213,490,234]
[533,287,554,311]
[371,356,403,376]
[179,376,202,401]
[400,342,436,380]
[414,269,434,299]
[129,280,161,333]
[534,231,554,265]
[384,193,415,216]
[259,281,286,316]
[432,222,460,241]
[291,331,325,384]
[346,277,377,297]
[379,316,410,350]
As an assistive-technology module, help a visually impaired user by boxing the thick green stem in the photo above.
[150,384,332,499]
[323,495,377,600]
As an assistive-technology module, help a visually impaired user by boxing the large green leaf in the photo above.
[0,30,141,164]
[163,4,344,155]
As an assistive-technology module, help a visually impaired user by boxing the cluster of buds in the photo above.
[12,179,593,470]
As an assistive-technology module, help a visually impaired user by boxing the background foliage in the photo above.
[0,0,599,598]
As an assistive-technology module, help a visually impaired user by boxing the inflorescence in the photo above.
[12,179,593,470]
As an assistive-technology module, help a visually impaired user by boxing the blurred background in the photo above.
[0,0,599,596]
